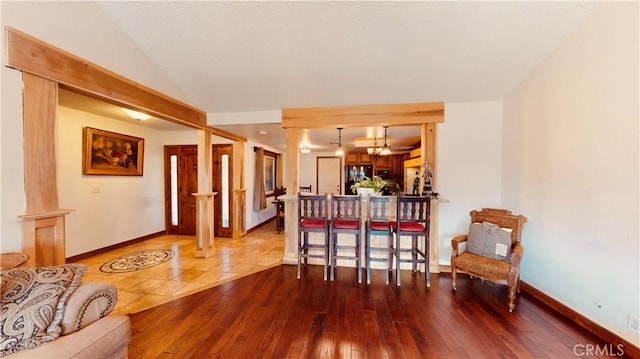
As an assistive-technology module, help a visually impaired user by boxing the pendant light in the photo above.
[334,128,344,156]
[380,126,391,156]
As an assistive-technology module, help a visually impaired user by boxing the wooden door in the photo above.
[317,156,342,195]
[164,145,198,235]
[212,144,233,237]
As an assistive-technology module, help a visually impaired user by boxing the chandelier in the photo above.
[367,126,391,158]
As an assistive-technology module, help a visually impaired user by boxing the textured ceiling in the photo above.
[91,1,597,152]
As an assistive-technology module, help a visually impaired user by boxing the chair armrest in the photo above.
[451,234,468,256]
[510,243,524,267]
[60,281,117,335]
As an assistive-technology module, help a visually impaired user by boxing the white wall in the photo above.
[503,3,639,346]
[58,107,176,256]
[1,1,192,251]
[437,101,503,264]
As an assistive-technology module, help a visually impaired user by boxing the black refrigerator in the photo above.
[345,164,373,194]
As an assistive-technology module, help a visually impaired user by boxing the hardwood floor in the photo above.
[76,221,632,358]
[127,264,623,358]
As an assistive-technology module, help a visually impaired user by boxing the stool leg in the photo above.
[365,230,371,285]
[330,232,336,282]
[356,232,362,284]
[425,235,430,288]
[396,233,401,287]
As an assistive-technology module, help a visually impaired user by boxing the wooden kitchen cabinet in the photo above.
[345,152,371,164]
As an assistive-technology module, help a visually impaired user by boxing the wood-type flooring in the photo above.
[127,264,623,358]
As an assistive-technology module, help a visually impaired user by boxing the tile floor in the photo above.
[75,222,284,315]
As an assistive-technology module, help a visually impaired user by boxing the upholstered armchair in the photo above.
[451,208,527,312]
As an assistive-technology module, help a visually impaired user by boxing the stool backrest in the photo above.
[331,195,362,220]
[366,195,393,222]
[298,193,329,221]
[397,195,431,225]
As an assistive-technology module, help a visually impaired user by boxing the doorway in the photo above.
[316,156,342,195]
[212,144,233,237]
[164,145,198,235]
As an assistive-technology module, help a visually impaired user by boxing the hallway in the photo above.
[72,222,284,315]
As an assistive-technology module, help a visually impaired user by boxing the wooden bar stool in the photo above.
[391,194,431,287]
[364,195,394,284]
[297,193,330,280]
[330,194,363,283]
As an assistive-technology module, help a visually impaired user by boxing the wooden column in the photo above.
[232,189,247,238]
[194,130,215,257]
[19,73,72,266]
[421,123,439,273]
[283,128,301,264]
[232,140,246,238]
[19,210,72,267]
[192,193,216,258]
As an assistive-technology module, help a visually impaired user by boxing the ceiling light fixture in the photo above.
[300,144,311,155]
[380,126,391,156]
[122,108,151,121]
[334,128,344,156]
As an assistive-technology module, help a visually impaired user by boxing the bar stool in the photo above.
[330,194,362,283]
[391,194,431,287]
[297,193,330,280]
[364,195,394,284]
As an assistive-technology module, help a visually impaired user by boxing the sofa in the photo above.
[0,261,131,358]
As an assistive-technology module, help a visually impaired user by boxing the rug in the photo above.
[99,250,174,273]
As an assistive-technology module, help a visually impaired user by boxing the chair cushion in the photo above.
[368,221,390,231]
[300,219,328,228]
[332,219,359,229]
[390,222,425,232]
[455,252,511,281]
[466,221,512,262]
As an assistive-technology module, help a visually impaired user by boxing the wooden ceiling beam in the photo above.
[5,26,206,129]
[281,102,444,128]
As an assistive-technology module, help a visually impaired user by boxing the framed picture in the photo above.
[264,154,275,195]
[83,127,144,176]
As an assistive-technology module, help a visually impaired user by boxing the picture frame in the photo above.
[82,127,144,176]
[264,154,275,195]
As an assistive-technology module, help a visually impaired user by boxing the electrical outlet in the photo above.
[91,185,101,194]
[628,314,640,334]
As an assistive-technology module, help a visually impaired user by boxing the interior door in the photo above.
[164,145,197,235]
[212,144,233,237]
[317,156,342,195]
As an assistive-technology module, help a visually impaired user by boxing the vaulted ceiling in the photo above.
[92,1,598,151]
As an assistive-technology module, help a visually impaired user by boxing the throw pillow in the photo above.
[0,264,86,357]
[481,221,513,262]
[466,222,486,256]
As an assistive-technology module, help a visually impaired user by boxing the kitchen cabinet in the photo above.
[345,152,372,164]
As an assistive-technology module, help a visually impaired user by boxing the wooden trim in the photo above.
[207,125,246,142]
[6,26,206,129]
[66,230,166,263]
[520,281,640,358]
[282,102,444,128]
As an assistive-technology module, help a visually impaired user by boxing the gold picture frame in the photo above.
[82,127,144,176]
